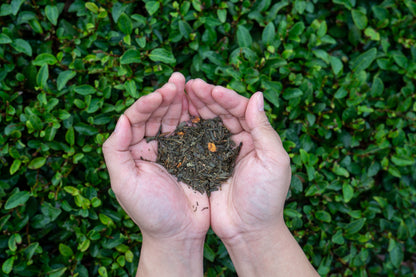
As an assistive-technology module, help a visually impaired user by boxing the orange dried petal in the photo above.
[191,117,201,123]
[208,142,217,152]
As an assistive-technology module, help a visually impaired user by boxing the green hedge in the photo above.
[1,0,415,276]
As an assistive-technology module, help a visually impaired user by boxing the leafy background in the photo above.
[1,0,415,276]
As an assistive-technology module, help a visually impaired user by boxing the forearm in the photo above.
[137,236,205,277]
[223,223,319,277]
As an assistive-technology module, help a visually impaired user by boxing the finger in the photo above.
[158,72,186,132]
[185,80,200,117]
[124,92,163,145]
[191,81,244,133]
[146,83,177,136]
[187,80,244,134]
[211,86,249,121]
[245,92,289,162]
[186,79,217,119]
[181,95,190,122]
[169,72,190,123]
[102,115,136,191]
[211,85,249,134]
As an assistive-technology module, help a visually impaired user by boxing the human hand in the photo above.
[102,73,209,276]
[186,79,318,276]
[186,79,290,241]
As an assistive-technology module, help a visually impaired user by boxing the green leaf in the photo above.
[8,233,21,251]
[117,13,133,35]
[49,267,67,277]
[342,183,354,203]
[0,4,13,16]
[9,159,21,175]
[0,33,12,44]
[65,127,75,146]
[333,0,355,10]
[57,70,76,90]
[330,56,343,75]
[364,27,380,41]
[236,25,253,48]
[397,220,409,240]
[59,243,74,257]
[333,163,350,177]
[350,47,377,72]
[317,20,327,37]
[370,76,384,97]
[391,155,414,167]
[36,64,49,89]
[74,85,96,95]
[111,2,127,22]
[28,157,47,170]
[312,49,329,64]
[5,190,31,210]
[78,239,91,252]
[351,9,367,30]
[315,210,332,223]
[288,22,305,40]
[74,123,98,135]
[388,239,403,268]
[125,250,134,263]
[262,22,275,44]
[345,218,366,235]
[262,80,282,108]
[120,49,141,64]
[145,1,160,16]
[392,53,408,68]
[203,243,216,262]
[332,230,345,244]
[283,88,303,100]
[125,80,138,98]
[64,186,79,196]
[99,213,113,226]
[178,20,192,39]
[217,9,227,23]
[45,5,59,26]
[98,266,107,277]
[11,39,32,56]
[149,48,176,64]
[2,257,14,274]
[334,87,348,99]
[192,0,203,12]
[85,2,99,13]
[405,0,416,16]
[11,0,24,15]
[33,53,57,66]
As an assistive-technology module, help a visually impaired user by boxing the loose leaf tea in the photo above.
[148,117,241,195]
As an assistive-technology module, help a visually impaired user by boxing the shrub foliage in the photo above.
[1,0,415,276]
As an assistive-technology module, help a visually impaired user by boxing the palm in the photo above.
[121,160,209,238]
[210,142,288,239]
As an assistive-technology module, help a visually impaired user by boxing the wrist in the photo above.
[137,234,205,277]
[222,222,318,277]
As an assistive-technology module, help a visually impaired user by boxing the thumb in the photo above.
[245,92,288,160]
[102,114,136,189]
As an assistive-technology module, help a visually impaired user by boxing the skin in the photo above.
[102,72,319,276]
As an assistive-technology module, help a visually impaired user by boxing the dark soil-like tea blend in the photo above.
[148,117,241,195]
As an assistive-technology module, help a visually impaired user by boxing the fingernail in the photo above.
[257,92,264,111]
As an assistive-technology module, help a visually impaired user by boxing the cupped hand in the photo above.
[102,73,210,243]
[186,79,292,243]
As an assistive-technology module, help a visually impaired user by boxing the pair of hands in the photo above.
[103,73,305,276]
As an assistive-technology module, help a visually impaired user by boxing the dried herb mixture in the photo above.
[147,117,241,195]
